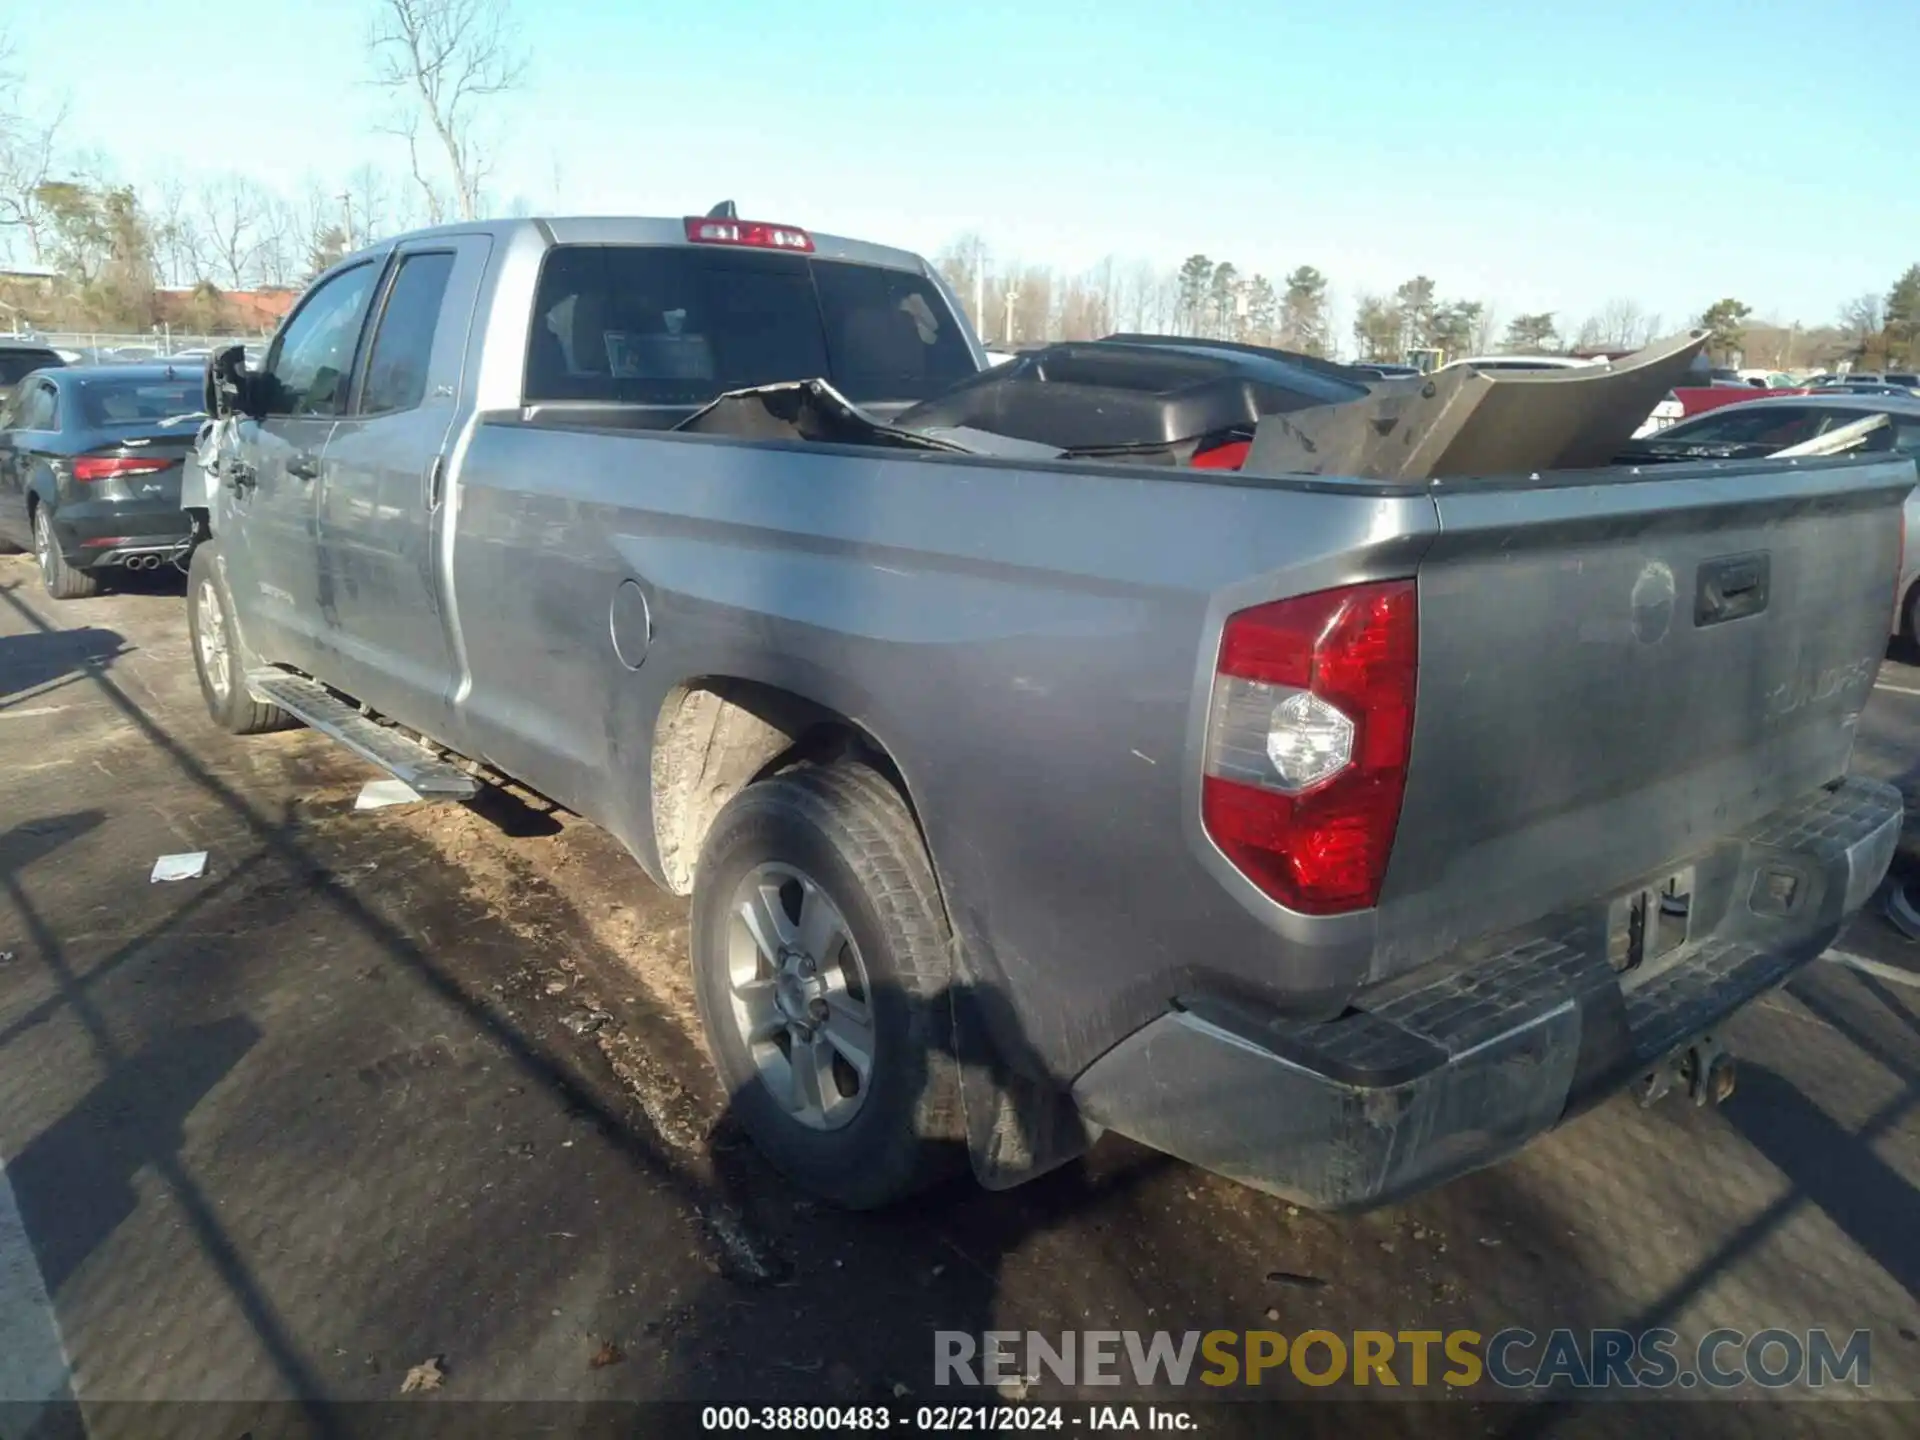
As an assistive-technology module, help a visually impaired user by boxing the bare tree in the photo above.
[257,193,303,288]
[197,174,270,288]
[0,30,67,263]
[342,163,397,245]
[149,170,205,286]
[1839,292,1883,348]
[1589,297,1646,349]
[936,232,990,334]
[1471,302,1499,355]
[369,0,527,222]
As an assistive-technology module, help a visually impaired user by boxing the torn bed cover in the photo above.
[672,378,1062,459]
[1244,329,1713,482]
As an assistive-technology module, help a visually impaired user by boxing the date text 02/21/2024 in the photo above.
[698,1404,1196,1431]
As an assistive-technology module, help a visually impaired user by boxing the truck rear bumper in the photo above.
[1071,775,1901,1211]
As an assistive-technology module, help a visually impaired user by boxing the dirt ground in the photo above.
[3,555,1920,1437]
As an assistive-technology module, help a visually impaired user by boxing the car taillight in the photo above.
[1201,580,1417,914]
[73,455,174,482]
[682,217,814,252]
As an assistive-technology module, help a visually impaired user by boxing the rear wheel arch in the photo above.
[648,676,933,899]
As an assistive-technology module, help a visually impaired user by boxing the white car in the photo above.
[1438,354,1600,374]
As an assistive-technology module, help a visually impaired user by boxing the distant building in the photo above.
[153,285,298,333]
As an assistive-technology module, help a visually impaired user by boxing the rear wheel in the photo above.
[33,505,101,601]
[689,760,964,1208]
[188,540,293,735]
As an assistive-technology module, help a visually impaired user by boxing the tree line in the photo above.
[940,234,1920,374]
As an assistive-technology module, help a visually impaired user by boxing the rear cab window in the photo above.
[523,244,976,409]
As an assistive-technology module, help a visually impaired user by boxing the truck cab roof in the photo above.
[335,215,938,278]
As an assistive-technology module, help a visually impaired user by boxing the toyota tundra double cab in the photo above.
[182,211,1912,1211]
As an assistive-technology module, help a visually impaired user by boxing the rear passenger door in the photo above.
[314,235,491,742]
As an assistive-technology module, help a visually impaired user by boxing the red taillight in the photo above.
[1201,581,1417,914]
[73,455,174,482]
[682,217,814,252]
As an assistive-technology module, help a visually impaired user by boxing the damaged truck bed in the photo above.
[190,212,1912,1213]
[675,327,1716,482]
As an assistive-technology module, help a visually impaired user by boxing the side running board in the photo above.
[245,669,479,799]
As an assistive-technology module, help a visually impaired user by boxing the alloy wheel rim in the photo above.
[724,861,876,1131]
[196,579,230,701]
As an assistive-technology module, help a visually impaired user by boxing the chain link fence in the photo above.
[12,331,268,361]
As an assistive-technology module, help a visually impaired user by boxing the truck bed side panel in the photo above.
[445,423,1435,1078]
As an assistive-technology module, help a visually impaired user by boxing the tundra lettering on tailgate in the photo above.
[1764,656,1877,722]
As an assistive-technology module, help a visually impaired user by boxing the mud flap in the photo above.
[948,936,1100,1190]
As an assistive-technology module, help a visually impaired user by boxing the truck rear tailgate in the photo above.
[1373,454,1916,975]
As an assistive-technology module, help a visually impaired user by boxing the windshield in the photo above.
[77,377,204,427]
[524,244,978,407]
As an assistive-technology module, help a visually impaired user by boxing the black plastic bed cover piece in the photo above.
[892,338,1370,462]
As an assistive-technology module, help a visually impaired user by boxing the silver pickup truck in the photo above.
[185,212,1914,1212]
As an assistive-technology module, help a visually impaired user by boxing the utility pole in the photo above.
[972,236,986,340]
[1004,286,1020,348]
[339,192,356,250]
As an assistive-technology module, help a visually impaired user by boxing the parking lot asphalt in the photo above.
[3,554,1920,1437]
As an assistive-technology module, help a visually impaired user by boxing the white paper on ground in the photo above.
[355,778,424,811]
[150,851,209,883]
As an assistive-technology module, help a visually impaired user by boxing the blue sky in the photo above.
[22,0,1920,337]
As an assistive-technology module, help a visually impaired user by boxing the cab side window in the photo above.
[357,251,457,416]
[262,262,382,417]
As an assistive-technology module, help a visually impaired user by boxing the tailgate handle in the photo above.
[1695,551,1770,627]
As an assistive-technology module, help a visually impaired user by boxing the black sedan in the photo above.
[0,363,205,599]
[1614,391,1920,466]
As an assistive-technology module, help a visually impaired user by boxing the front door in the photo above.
[313,235,490,742]
[223,259,385,674]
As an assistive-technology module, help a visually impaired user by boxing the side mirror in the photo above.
[206,344,261,419]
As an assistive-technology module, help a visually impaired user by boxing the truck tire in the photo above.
[689,760,965,1209]
[187,540,293,735]
[34,505,102,601]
